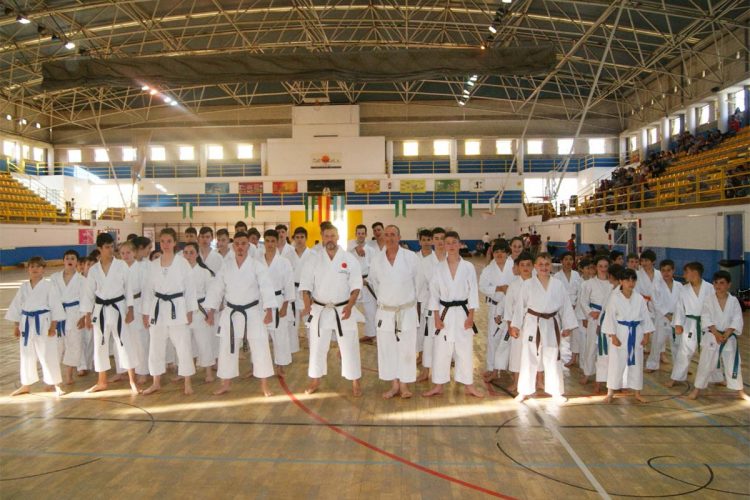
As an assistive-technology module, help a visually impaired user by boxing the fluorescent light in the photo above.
[502,0,512,3]
[5,114,11,120]
[170,101,178,106]
[458,101,466,106]
[470,75,478,81]
[488,25,497,34]
[35,122,41,129]
[141,85,150,91]
[163,96,172,103]
[17,15,31,25]
[64,41,75,49]
[149,89,157,95]
[467,80,475,86]
[19,118,27,125]
[463,89,470,95]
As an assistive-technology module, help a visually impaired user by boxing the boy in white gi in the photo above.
[261,229,295,377]
[689,271,747,400]
[300,223,364,396]
[480,242,511,383]
[348,224,377,344]
[554,252,582,368]
[423,231,483,398]
[416,227,445,383]
[667,262,713,388]
[499,252,534,395]
[602,268,654,403]
[6,257,65,396]
[646,259,682,372]
[510,253,577,403]
[141,228,197,396]
[77,255,97,376]
[206,231,276,396]
[51,250,85,385]
[182,242,217,383]
[198,226,224,275]
[368,224,420,399]
[109,241,145,384]
[415,228,434,365]
[578,255,613,393]
[132,236,153,384]
[82,233,139,394]
[289,227,312,351]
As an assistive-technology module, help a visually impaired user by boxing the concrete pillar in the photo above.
[639,127,648,159]
[717,92,729,133]
[386,140,393,175]
[198,144,207,177]
[260,143,268,176]
[515,139,524,174]
[686,106,697,134]
[449,139,458,173]
[660,117,670,152]
[618,135,627,165]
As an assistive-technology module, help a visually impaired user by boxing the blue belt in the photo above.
[717,331,740,380]
[617,320,641,366]
[56,300,80,336]
[21,309,50,346]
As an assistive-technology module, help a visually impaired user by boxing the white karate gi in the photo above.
[369,247,419,383]
[646,279,682,371]
[81,259,137,372]
[671,280,713,382]
[5,279,65,386]
[201,248,225,276]
[417,252,440,367]
[503,276,526,373]
[288,246,312,353]
[189,263,216,368]
[206,255,276,380]
[511,277,578,397]
[131,260,151,376]
[696,293,744,390]
[299,246,363,380]
[602,289,654,391]
[554,269,583,356]
[262,251,296,367]
[349,241,377,339]
[577,277,614,378]
[479,260,510,371]
[428,258,479,385]
[142,255,197,377]
[51,270,84,368]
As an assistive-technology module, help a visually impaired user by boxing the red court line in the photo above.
[279,378,516,499]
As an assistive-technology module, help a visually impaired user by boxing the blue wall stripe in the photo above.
[0,244,92,267]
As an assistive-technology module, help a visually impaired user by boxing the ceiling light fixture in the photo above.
[149,89,157,95]
[17,15,31,25]
[19,118,27,125]
[64,41,75,50]
[35,122,41,129]
[5,114,12,120]
[467,80,475,87]
[170,101,178,106]
[488,25,497,34]
[141,85,150,91]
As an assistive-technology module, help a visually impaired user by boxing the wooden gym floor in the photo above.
[0,261,748,499]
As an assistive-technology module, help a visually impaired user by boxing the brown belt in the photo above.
[526,308,561,360]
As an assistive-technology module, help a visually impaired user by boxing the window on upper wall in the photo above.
[527,139,543,155]
[122,147,137,162]
[237,144,254,159]
[68,149,82,163]
[495,139,513,155]
[22,145,30,159]
[433,140,450,156]
[150,146,166,161]
[588,138,606,155]
[94,148,109,162]
[648,127,658,145]
[464,140,481,156]
[403,141,418,156]
[179,146,195,161]
[557,138,574,155]
[3,140,14,158]
[697,104,711,125]
[670,117,681,136]
[734,90,746,112]
[629,137,638,151]
[33,147,45,162]
[207,144,224,160]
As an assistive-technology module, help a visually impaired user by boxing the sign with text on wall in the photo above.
[311,152,342,169]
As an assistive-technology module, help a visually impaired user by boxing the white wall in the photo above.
[266,136,386,176]
[0,220,142,249]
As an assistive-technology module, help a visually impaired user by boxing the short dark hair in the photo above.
[610,250,623,260]
[445,230,460,240]
[509,236,523,246]
[63,249,80,260]
[619,268,638,281]
[320,221,335,232]
[608,264,624,279]
[96,232,114,247]
[234,231,249,239]
[560,251,574,260]
[263,229,279,240]
[640,249,656,262]
[216,228,229,238]
[712,270,731,283]
[372,222,384,230]
[535,252,552,262]
[659,259,674,270]
[275,224,288,232]
[199,226,213,236]
[234,221,248,230]
[626,253,639,261]
[594,254,610,266]
[515,251,533,265]
[492,242,510,254]
[126,233,138,241]
[418,229,433,239]
[185,227,197,235]
[293,227,308,237]
[355,224,367,232]
[432,226,446,237]
[684,261,704,275]
[247,227,261,238]
[27,256,46,267]
[133,236,151,250]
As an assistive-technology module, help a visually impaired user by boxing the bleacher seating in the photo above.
[392,159,450,175]
[0,172,63,223]
[206,162,262,176]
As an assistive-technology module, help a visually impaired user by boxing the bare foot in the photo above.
[564,360,575,368]
[108,374,124,383]
[54,385,66,396]
[64,378,74,386]
[141,384,160,395]
[352,380,362,398]
[664,380,676,388]
[579,375,588,385]
[464,385,485,398]
[507,384,517,394]
[604,394,614,404]
[129,382,141,395]
[77,370,89,377]
[634,393,647,403]
[593,382,601,394]
[204,376,215,384]
[482,370,497,383]
[687,389,699,400]
[400,389,413,399]
[514,393,528,402]
[422,386,443,397]
[416,370,430,383]
[382,387,399,399]
[305,379,320,395]
[660,353,669,363]
[171,376,184,383]
[136,375,148,384]
[10,385,30,396]
[213,384,230,396]
[184,386,194,396]
[85,383,108,393]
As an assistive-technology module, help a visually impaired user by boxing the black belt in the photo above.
[133,292,141,299]
[486,297,498,305]
[273,290,283,328]
[292,283,300,325]
[312,299,349,337]
[197,297,207,320]
[94,295,125,345]
[421,305,432,337]
[153,292,184,324]
[527,308,561,360]
[226,300,260,353]
[435,299,477,339]
[362,274,377,300]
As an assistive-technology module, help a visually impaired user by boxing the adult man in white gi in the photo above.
[348,224,377,344]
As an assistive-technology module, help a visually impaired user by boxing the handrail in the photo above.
[6,160,66,211]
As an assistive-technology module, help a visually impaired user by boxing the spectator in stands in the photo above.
[529,230,541,257]
[566,234,576,255]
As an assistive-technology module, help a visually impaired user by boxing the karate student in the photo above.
[577,255,614,393]
[646,260,682,372]
[141,228,198,396]
[368,221,385,253]
[77,255,97,375]
[416,227,446,383]
[182,242,217,383]
[510,253,577,403]
[132,236,153,384]
[368,225,420,399]
[555,252,582,368]
[423,231,483,398]
[300,223,364,396]
[500,252,534,395]
[594,264,624,389]
[479,242,511,383]
[51,250,86,385]
[415,228,434,361]
[667,262,713,388]
[215,228,233,261]
[82,233,139,394]
[626,253,640,271]
[348,224,377,344]
[197,226,224,275]
[289,227,312,352]
[636,250,661,353]
[275,224,296,262]
[602,268,654,404]
[690,271,747,400]
[261,229,295,377]
[610,250,624,266]
[5,257,65,396]
[206,231,275,395]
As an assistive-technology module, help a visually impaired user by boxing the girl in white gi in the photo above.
[51,249,85,385]
[510,253,577,403]
[602,268,654,404]
[417,227,445,383]
[646,259,682,372]
[480,242,511,383]
[554,252,582,368]
[182,242,217,383]
[261,229,296,377]
[368,224,420,399]
[348,224,377,344]
[82,233,138,394]
[289,227,312,352]
[300,223,364,397]
[667,262,713,388]
[141,228,198,396]
[6,257,66,396]
[206,231,276,396]
[577,255,613,393]
[689,271,747,400]
[423,231,484,398]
